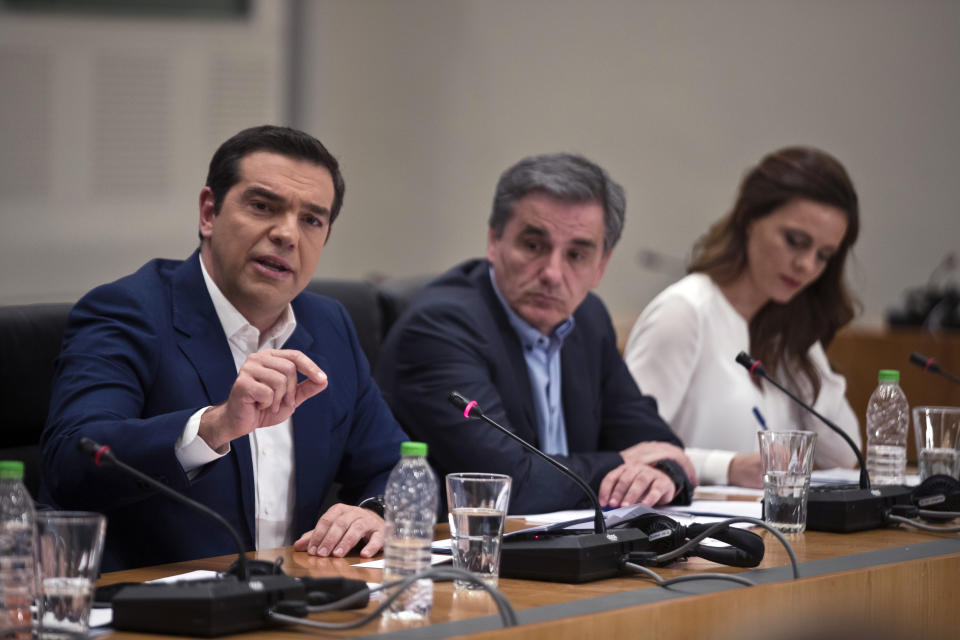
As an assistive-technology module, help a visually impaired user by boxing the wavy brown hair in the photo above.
[688,146,860,401]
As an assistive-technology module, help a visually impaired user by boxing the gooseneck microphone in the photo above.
[78,436,250,580]
[447,391,607,534]
[448,390,660,582]
[447,391,764,581]
[734,352,870,490]
[734,352,913,532]
[77,437,366,636]
[909,352,960,386]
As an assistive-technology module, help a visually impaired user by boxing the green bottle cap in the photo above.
[401,441,428,457]
[0,460,25,480]
[878,369,900,383]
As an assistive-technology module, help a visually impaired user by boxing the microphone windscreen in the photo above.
[448,391,469,410]
[735,351,755,370]
[910,352,936,369]
[77,437,102,458]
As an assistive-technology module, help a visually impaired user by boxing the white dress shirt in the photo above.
[174,259,298,550]
[624,273,860,485]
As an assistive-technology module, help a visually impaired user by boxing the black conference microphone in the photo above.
[447,391,654,583]
[78,437,252,579]
[77,437,366,636]
[735,353,913,532]
[909,352,960,386]
[448,391,607,534]
[734,352,870,490]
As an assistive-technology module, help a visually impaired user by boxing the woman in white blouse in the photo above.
[624,147,862,487]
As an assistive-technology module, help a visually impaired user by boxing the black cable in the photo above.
[268,566,518,630]
[918,509,960,519]
[887,514,960,533]
[631,517,800,580]
[622,561,756,588]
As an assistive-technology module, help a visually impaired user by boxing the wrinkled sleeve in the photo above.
[623,293,701,423]
[41,284,199,511]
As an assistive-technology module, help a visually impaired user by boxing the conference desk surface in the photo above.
[98,509,960,640]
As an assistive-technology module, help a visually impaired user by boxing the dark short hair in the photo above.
[205,125,345,222]
[489,153,625,253]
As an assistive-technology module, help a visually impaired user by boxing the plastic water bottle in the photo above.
[865,370,910,485]
[0,461,38,640]
[382,442,438,620]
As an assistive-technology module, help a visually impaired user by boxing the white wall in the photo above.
[0,2,289,304]
[298,0,960,328]
[3,0,959,333]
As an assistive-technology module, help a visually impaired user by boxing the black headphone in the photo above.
[616,513,765,568]
[910,474,960,522]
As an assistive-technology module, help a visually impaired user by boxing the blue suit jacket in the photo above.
[374,259,682,514]
[41,252,406,571]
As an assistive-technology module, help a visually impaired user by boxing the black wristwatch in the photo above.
[654,459,693,506]
[358,495,386,518]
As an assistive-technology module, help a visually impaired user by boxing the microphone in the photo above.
[909,352,960,385]
[734,353,870,490]
[448,391,606,534]
[735,352,912,532]
[447,391,658,583]
[79,437,250,580]
[77,437,365,636]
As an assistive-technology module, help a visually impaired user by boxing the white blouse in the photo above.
[624,273,861,485]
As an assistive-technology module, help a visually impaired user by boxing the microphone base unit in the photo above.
[111,574,305,637]
[805,484,913,533]
[499,528,650,583]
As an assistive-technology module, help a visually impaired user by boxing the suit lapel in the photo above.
[560,325,594,451]
[475,265,539,442]
[282,317,329,534]
[170,251,256,542]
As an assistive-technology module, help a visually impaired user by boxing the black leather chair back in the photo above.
[377,274,435,334]
[303,279,385,367]
[0,303,72,497]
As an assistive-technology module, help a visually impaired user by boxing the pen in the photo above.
[752,406,768,431]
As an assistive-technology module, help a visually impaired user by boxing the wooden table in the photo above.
[97,514,960,640]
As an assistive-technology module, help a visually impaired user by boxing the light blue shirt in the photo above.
[489,267,575,456]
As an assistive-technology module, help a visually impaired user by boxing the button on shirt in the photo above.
[175,260,298,551]
[489,268,575,456]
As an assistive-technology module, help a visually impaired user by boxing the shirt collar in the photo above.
[199,256,297,349]
[488,264,575,349]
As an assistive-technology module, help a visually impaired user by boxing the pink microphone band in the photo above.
[95,445,110,466]
[464,400,478,418]
[925,357,935,372]
[749,360,762,376]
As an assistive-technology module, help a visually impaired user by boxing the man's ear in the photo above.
[198,187,216,240]
[486,227,499,264]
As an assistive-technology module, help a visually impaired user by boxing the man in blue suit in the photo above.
[376,153,696,514]
[41,126,407,570]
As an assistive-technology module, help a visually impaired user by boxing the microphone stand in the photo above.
[734,353,913,533]
[447,392,654,583]
[448,392,607,534]
[78,437,307,636]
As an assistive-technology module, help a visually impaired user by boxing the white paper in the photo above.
[812,468,920,486]
[353,553,452,569]
[507,503,659,537]
[695,485,764,498]
[519,509,594,524]
[659,499,763,520]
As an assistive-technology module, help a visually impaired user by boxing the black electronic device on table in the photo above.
[447,392,763,582]
[78,438,367,636]
[734,352,913,532]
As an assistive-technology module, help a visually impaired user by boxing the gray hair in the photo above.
[489,153,626,253]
